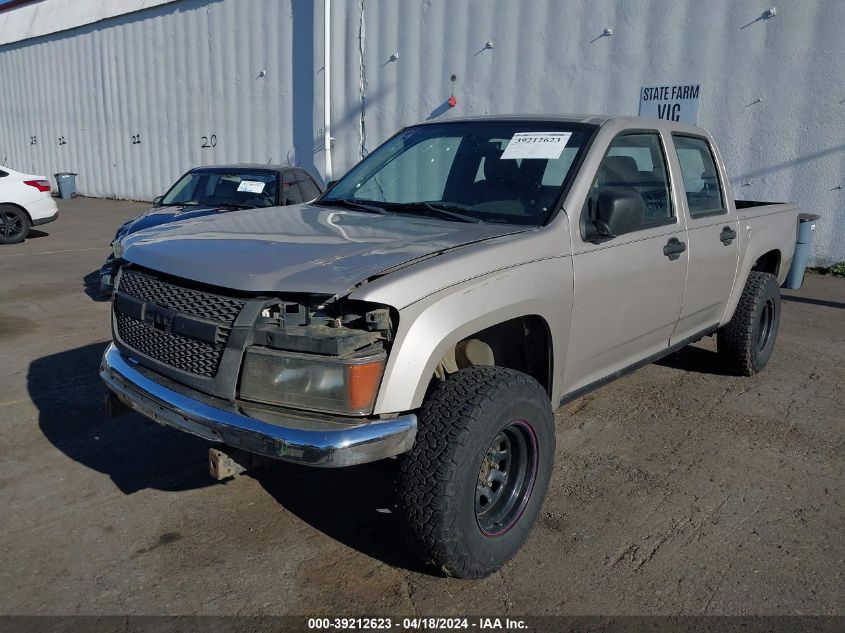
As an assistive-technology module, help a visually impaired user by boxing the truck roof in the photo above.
[416,114,610,126]
[415,114,709,136]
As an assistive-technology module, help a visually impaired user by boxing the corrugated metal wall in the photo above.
[0,0,312,200]
[1,0,843,264]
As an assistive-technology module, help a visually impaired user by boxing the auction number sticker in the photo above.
[237,180,266,193]
[500,132,572,160]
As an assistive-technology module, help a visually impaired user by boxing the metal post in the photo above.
[323,0,333,182]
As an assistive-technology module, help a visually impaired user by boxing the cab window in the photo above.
[590,132,673,231]
[282,172,304,205]
[296,172,322,201]
[672,134,725,217]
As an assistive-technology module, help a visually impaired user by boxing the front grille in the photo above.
[116,312,225,376]
[115,269,246,377]
[118,269,244,322]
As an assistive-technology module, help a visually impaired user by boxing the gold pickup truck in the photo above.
[101,115,806,578]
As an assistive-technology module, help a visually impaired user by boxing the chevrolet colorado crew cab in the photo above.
[101,116,804,578]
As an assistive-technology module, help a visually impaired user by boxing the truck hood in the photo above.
[120,203,529,295]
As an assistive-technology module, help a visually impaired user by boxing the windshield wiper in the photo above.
[389,201,483,224]
[213,203,254,210]
[320,198,387,215]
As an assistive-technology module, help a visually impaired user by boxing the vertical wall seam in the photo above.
[206,3,214,141]
[357,0,367,159]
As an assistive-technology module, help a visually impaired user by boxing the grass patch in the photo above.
[808,262,845,277]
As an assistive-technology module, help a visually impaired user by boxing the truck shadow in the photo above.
[30,341,215,494]
[250,459,431,574]
[30,342,430,571]
[782,294,845,310]
[655,343,734,376]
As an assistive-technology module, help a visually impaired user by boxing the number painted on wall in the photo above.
[30,136,37,145]
[200,134,218,148]
[131,134,141,145]
[58,136,67,146]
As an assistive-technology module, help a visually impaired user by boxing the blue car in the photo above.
[100,164,323,295]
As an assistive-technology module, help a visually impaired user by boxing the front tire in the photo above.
[717,271,781,375]
[398,366,555,579]
[0,205,31,244]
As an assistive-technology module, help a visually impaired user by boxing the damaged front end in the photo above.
[110,265,397,416]
[241,296,396,415]
[102,265,415,467]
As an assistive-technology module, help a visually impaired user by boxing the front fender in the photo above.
[371,257,573,414]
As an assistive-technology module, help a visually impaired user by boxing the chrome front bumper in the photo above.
[99,343,417,467]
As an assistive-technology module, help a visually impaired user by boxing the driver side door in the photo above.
[563,131,689,396]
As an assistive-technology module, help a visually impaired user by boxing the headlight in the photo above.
[112,240,125,258]
[239,347,386,415]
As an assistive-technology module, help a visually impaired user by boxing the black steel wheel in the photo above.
[398,366,554,579]
[756,297,776,353]
[718,271,781,375]
[0,205,30,244]
[475,421,538,536]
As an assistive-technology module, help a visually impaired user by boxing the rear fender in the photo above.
[721,205,799,325]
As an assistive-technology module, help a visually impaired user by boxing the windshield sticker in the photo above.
[500,132,573,160]
[237,180,266,194]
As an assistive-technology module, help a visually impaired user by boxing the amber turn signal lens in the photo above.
[347,359,386,410]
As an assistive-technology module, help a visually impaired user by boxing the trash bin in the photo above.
[54,172,78,199]
[783,213,821,290]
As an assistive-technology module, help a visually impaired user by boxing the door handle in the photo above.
[720,226,737,245]
[663,237,687,260]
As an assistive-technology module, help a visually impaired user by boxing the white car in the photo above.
[0,166,59,244]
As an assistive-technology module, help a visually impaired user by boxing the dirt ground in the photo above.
[0,197,843,616]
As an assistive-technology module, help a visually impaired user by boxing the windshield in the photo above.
[320,121,593,225]
[161,171,278,208]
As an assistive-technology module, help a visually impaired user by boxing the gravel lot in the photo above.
[1,197,843,616]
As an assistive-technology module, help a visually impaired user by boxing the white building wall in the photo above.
[1,0,843,265]
[0,0,312,201]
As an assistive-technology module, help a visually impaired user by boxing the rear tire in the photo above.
[717,271,781,376]
[397,366,555,579]
[0,205,30,244]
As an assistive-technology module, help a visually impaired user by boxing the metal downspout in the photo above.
[323,0,333,181]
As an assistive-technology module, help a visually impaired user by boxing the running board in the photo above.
[559,324,719,407]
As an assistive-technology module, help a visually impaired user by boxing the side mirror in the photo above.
[582,187,645,243]
[152,196,163,207]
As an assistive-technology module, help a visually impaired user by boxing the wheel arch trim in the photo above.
[0,201,33,223]
[372,260,572,414]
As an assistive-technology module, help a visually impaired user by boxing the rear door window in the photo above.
[672,135,725,217]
